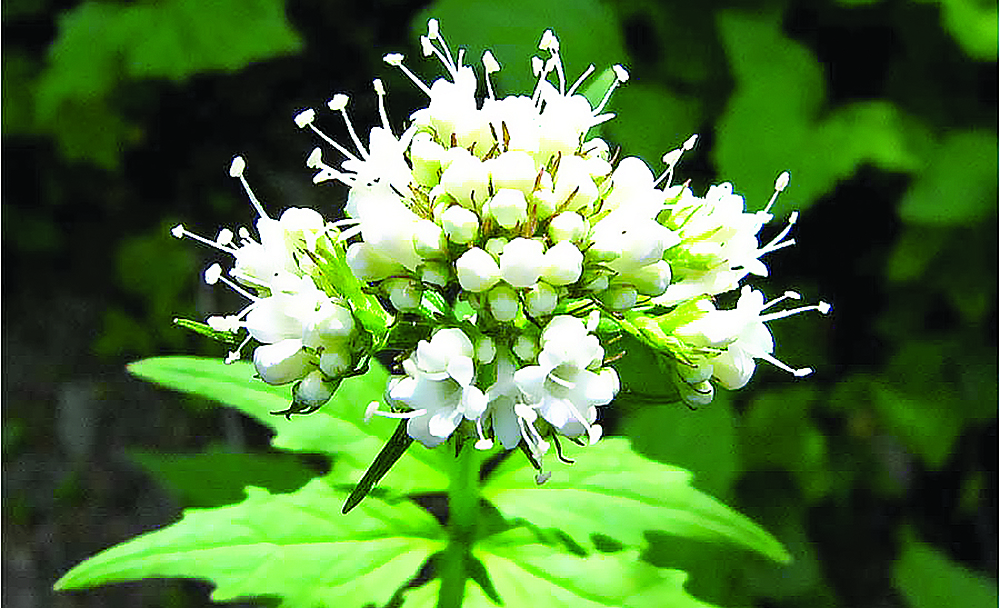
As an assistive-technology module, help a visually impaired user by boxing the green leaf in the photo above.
[621,392,739,498]
[482,437,790,563]
[417,0,627,97]
[35,0,302,167]
[56,478,445,608]
[893,527,999,608]
[913,0,999,61]
[130,447,319,508]
[127,356,450,495]
[713,10,927,213]
[898,130,998,225]
[404,530,718,607]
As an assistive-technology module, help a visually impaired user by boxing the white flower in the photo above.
[388,328,488,447]
[677,286,831,389]
[541,241,583,286]
[253,339,313,385]
[499,238,545,287]
[514,316,618,441]
[485,188,528,229]
[456,247,501,292]
[441,205,480,244]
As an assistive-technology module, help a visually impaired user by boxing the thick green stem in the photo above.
[437,441,480,608]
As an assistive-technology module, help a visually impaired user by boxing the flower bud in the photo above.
[513,333,539,361]
[541,241,583,286]
[620,260,672,296]
[485,188,528,229]
[320,346,353,377]
[253,339,313,385]
[292,370,338,409]
[419,261,450,287]
[413,219,447,258]
[552,155,598,213]
[488,284,520,322]
[303,303,356,349]
[439,149,489,209]
[485,236,508,256]
[346,242,403,282]
[548,211,586,242]
[410,132,446,186]
[456,247,501,292]
[525,281,558,316]
[500,238,545,287]
[601,284,638,311]
[441,205,480,244]
[487,150,537,194]
[385,277,423,311]
[476,336,497,364]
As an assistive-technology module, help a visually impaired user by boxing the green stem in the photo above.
[438,441,480,608]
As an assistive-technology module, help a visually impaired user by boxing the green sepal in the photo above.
[173,318,240,346]
[343,419,415,514]
[305,232,392,343]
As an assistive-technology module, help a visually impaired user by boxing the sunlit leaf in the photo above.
[128,356,450,494]
[55,479,444,608]
[403,530,718,607]
[482,437,790,563]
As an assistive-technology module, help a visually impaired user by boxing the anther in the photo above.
[229,156,246,177]
[293,109,316,129]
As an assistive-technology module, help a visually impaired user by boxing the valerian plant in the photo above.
[56,19,830,608]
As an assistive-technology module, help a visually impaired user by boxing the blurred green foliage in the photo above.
[4,0,996,607]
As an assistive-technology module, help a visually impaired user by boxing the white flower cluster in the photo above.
[174,20,828,477]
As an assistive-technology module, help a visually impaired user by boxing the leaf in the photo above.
[481,437,790,563]
[403,530,718,607]
[898,130,998,225]
[713,10,926,214]
[621,391,740,498]
[417,0,627,97]
[127,356,450,495]
[130,447,319,508]
[893,527,998,608]
[35,0,302,167]
[55,478,445,608]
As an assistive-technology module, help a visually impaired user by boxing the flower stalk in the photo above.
[438,441,481,608]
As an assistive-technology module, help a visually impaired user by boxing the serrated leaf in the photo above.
[127,356,450,495]
[404,530,718,607]
[713,10,926,213]
[56,479,445,608]
[482,437,790,563]
[893,527,998,608]
[130,447,318,507]
[417,0,627,97]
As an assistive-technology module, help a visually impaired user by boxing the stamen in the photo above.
[170,224,237,255]
[327,95,368,160]
[227,156,270,220]
[482,50,501,100]
[592,64,629,115]
[372,79,392,132]
[759,211,798,255]
[365,401,428,422]
[566,64,596,96]
[474,416,493,450]
[206,263,258,301]
[763,171,791,214]
[383,53,433,97]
